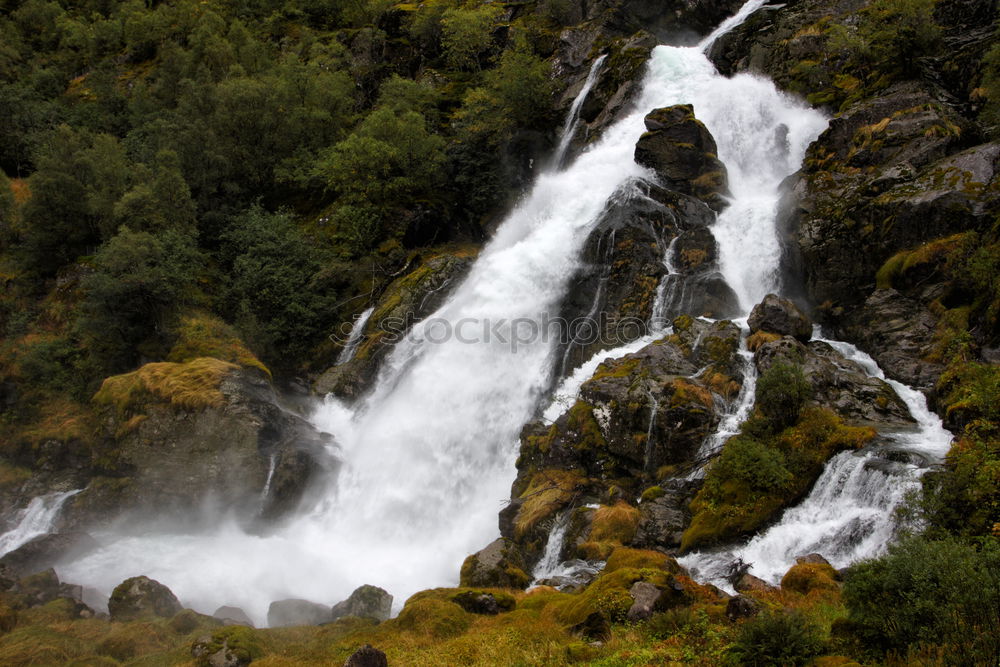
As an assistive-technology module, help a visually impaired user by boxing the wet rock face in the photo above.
[635,105,730,212]
[108,575,182,621]
[64,367,331,533]
[837,289,944,390]
[314,249,475,400]
[558,178,738,372]
[754,336,914,428]
[330,585,392,623]
[748,293,812,342]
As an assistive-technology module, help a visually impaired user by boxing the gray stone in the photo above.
[108,575,182,621]
[212,605,254,627]
[344,644,388,667]
[626,581,660,622]
[330,585,392,623]
[748,294,812,342]
[267,598,331,627]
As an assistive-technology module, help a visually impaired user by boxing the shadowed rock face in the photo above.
[748,293,812,342]
[635,105,730,212]
[62,367,333,534]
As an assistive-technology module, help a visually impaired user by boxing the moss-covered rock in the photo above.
[459,538,532,590]
[108,576,182,622]
[635,105,730,212]
[781,562,841,595]
[66,364,331,531]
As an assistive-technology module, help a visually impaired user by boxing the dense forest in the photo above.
[1,0,1000,663]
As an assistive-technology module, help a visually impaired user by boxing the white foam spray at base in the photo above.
[60,4,829,626]
[678,340,954,590]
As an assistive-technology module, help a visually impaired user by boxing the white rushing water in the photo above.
[553,54,608,167]
[678,339,954,589]
[0,490,80,557]
[60,3,831,625]
[335,306,375,365]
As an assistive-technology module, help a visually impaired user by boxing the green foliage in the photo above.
[19,126,130,274]
[858,0,941,79]
[221,206,339,366]
[78,227,202,370]
[441,4,502,71]
[981,39,1000,133]
[843,537,1000,664]
[755,361,811,430]
[707,434,793,493]
[727,610,825,666]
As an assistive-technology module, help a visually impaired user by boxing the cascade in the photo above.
[335,306,375,365]
[49,0,934,626]
[0,489,80,557]
[552,55,608,168]
[678,339,953,588]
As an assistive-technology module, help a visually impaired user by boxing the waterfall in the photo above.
[553,55,608,168]
[57,1,843,626]
[686,326,757,479]
[678,340,953,588]
[335,306,374,365]
[0,489,80,557]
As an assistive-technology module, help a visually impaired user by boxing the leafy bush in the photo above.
[755,361,811,430]
[843,537,1000,665]
[727,610,825,666]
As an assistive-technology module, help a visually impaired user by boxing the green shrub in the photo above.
[727,610,825,666]
[755,361,811,430]
[842,537,1000,665]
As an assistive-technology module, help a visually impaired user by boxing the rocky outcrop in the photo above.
[748,294,812,342]
[267,598,331,627]
[754,336,913,427]
[213,605,254,627]
[635,105,730,211]
[459,538,531,590]
[330,585,392,623]
[313,248,476,400]
[0,531,98,577]
[557,178,738,371]
[63,364,332,533]
[108,575,182,621]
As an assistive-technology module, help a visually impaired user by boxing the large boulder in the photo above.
[266,598,331,627]
[459,538,531,590]
[330,585,392,623]
[635,105,729,211]
[213,606,254,627]
[64,363,331,532]
[108,575,182,621]
[748,294,812,342]
[557,179,738,371]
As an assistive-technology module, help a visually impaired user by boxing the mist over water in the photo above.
[47,1,933,624]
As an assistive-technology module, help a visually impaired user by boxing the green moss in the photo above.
[604,547,677,574]
[167,311,270,377]
[640,485,665,502]
[514,468,586,540]
[781,563,840,595]
[92,357,239,418]
[192,625,265,666]
[392,598,473,639]
[683,408,875,551]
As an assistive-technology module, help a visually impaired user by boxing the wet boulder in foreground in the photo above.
[748,293,813,342]
[108,575,182,621]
